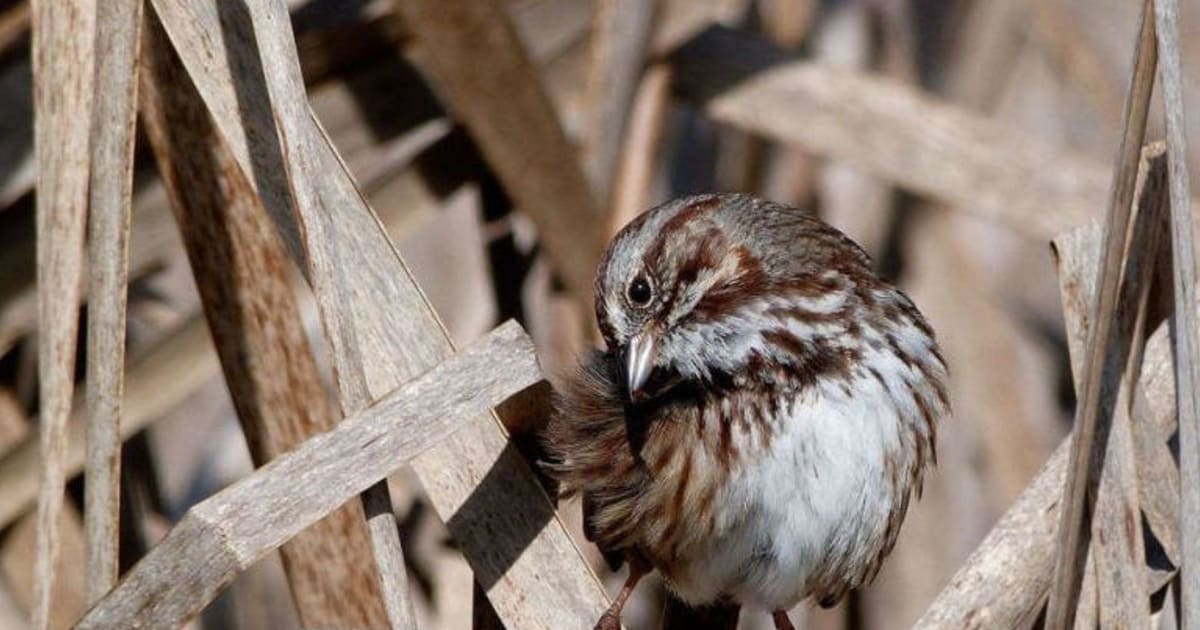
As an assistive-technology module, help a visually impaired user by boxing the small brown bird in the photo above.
[545,194,949,629]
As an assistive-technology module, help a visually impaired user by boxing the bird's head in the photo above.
[594,193,868,403]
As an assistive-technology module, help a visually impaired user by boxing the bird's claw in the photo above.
[593,609,622,630]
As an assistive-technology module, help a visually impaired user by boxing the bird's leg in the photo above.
[594,559,650,630]
[772,610,797,630]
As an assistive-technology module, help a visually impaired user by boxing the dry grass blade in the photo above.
[0,389,27,457]
[0,2,30,59]
[5,501,87,629]
[29,0,96,627]
[610,62,671,235]
[668,26,1143,241]
[1131,326,1183,566]
[1059,145,1169,628]
[217,2,417,624]
[138,10,392,627]
[582,0,659,204]
[1162,582,1181,630]
[0,195,180,359]
[911,422,1070,629]
[83,0,143,605]
[148,2,613,627]
[397,0,605,299]
[1152,0,1199,624]
[914,147,1175,630]
[757,0,814,47]
[0,318,216,530]
[1044,3,1157,626]
[75,321,543,629]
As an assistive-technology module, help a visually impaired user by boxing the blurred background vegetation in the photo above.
[0,0,1197,628]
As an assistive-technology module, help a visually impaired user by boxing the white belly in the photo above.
[663,376,911,611]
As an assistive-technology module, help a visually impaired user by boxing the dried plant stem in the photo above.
[397,0,605,298]
[666,26,1198,241]
[229,2,423,625]
[76,322,542,629]
[0,318,216,530]
[148,2,613,626]
[1044,3,1156,626]
[0,2,29,58]
[83,0,142,605]
[139,9,393,626]
[915,147,1174,630]
[582,0,659,204]
[0,390,27,455]
[6,500,87,629]
[610,63,671,235]
[29,0,96,628]
[1073,146,1167,628]
[1152,0,1199,625]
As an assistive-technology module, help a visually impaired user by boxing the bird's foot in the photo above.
[592,555,648,630]
[593,609,622,630]
[772,610,796,630]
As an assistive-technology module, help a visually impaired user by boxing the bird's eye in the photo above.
[627,275,653,307]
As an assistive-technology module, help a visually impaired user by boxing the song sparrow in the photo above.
[544,193,949,629]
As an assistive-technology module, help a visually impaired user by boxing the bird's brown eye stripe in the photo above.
[640,195,721,271]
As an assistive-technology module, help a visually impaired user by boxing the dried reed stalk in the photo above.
[1131,323,1183,567]
[83,0,142,604]
[75,322,541,628]
[224,1,417,624]
[582,0,659,204]
[1063,145,1169,628]
[1152,0,1199,624]
[0,195,181,359]
[667,26,1175,241]
[397,0,605,298]
[1045,3,1157,626]
[0,2,29,58]
[609,63,671,235]
[139,10,391,626]
[29,0,96,627]
[914,147,1174,629]
[148,3,613,627]
[0,318,216,529]
[0,390,26,456]
[4,501,86,629]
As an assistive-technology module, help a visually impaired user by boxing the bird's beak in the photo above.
[624,328,658,402]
